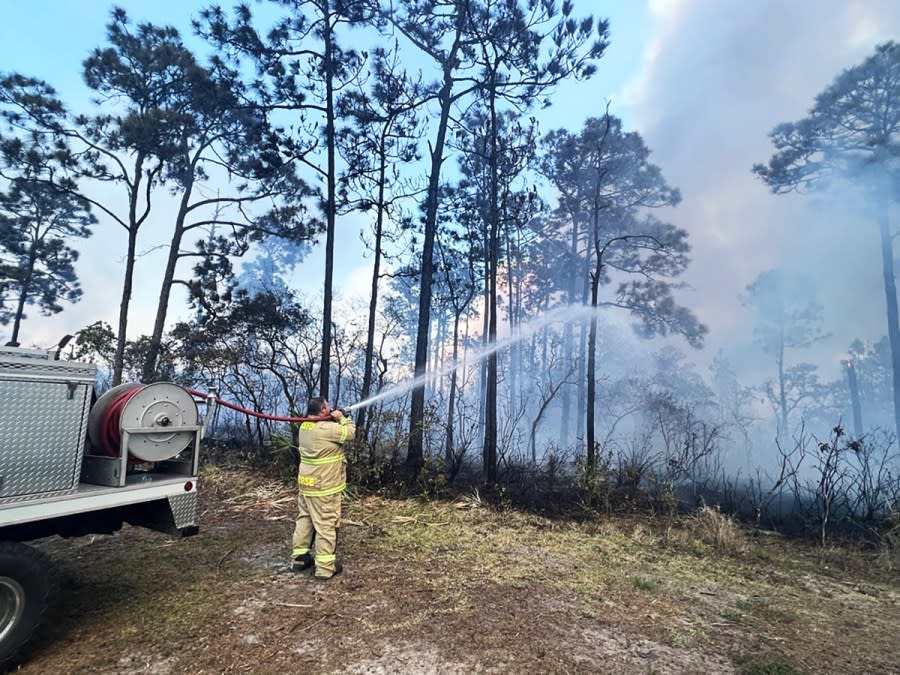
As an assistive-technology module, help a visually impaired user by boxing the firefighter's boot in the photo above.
[315,561,343,581]
[291,552,314,572]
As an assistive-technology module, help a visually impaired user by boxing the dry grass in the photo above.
[873,519,900,572]
[675,505,750,556]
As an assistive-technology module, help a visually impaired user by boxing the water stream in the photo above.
[345,303,604,411]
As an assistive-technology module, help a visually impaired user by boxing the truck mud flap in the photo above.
[125,492,199,537]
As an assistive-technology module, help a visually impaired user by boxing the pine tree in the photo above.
[0,177,94,345]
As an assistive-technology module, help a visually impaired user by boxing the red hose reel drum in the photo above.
[87,382,199,462]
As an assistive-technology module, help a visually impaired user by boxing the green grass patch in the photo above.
[739,655,801,674]
[630,575,658,592]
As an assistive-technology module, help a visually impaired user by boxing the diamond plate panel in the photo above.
[168,492,198,528]
[0,379,92,499]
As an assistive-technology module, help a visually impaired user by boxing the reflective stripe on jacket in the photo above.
[297,417,356,497]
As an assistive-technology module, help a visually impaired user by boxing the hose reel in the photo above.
[87,382,200,462]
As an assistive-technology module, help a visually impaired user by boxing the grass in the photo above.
[735,597,798,625]
[630,575,658,592]
[740,655,802,674]
[22,466,900,674]
[677,505,750,556]
[343,477,900,672]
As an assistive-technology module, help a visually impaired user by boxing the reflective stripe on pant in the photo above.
[291,490,341,576]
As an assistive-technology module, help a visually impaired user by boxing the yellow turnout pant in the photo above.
[292,491,342,576]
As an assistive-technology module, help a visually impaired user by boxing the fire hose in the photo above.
[96,384,141,456]
[185,389,350,424]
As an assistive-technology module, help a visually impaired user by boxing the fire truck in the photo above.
[0,343,215,667]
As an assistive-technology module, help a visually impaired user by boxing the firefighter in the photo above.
[290,397,355,580]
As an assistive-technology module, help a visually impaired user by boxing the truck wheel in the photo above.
[0,542,55,670]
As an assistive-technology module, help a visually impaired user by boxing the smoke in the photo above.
[619,0,900,383]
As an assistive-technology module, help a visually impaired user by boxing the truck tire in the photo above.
[0,542,55,670]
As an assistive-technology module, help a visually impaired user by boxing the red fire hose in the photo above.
[186,389,333,424]
[95,385,142,457]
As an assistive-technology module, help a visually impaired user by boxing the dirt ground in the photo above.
[12,466,900,674]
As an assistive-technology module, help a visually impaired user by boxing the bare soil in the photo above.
[12,466,900,674]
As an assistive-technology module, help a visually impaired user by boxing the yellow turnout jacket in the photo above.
[297,417,356,497]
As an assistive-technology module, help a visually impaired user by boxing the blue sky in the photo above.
[0,0,652,338]
[2,1,900,387]
[0,2,651,105]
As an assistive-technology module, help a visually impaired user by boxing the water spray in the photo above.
[344,303,607,412]
[190,304,607,420]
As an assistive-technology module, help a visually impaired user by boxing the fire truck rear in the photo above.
[0,343,215,667]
